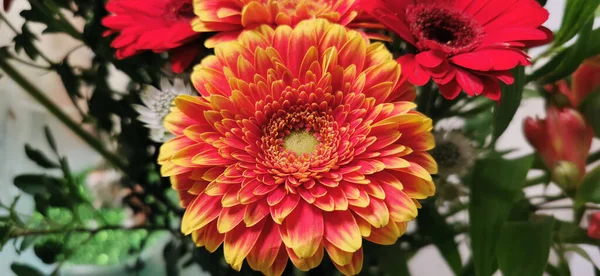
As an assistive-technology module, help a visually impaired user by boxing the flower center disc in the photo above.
[283,131,319,156]
[407,4,483,54]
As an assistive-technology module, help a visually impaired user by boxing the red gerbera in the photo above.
[361,0,552,100]
[102,0,201,73]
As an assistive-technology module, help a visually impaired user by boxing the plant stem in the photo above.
[0,58,129,172]
[9,224,174,238]
[417,81,435,116]
[524,173,550,187]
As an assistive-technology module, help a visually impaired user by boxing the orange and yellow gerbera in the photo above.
[159,19,435,275]
[191,0,382,47]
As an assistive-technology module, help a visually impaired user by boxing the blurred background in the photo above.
[0,0,598,275]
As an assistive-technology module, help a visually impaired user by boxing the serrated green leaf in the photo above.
[468,155,534,276]
[24,144,59,169]
[553,0,600,47]
[496,216,555,276]
[493,66,525,141]
[13,25,39,61]
[11,263,44,276]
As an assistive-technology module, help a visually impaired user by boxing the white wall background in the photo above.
[0,0,598,275]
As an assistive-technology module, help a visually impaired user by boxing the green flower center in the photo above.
[283,131,319,156]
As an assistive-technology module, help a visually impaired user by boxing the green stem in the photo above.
[0,58,129,172]
[9,224,174,238]
[417,81,435,116]
[28,0,83,41]
[524,173,550,187]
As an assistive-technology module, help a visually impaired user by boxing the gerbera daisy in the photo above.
[158,19,436,275]
[191,0,383,48]
[360,0,551,100]
[102,0,201,73]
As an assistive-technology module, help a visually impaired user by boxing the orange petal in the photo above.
[217,205,246,233]
[203,220,225,252]
[286,244,324,271]
[263,246,288,276]
[224,219,266,271]
[247,220,283,272]
[333,247,363,275]
[365,220,403,245]
[381,182,418,222]
[181,193,221,235]
[280,202,324,258]
[323,211,362,252]
[240,1,271,28]
[324,240,353,266]
[350,197,389,228]
[270,194,300,224]
[244,200,270,227]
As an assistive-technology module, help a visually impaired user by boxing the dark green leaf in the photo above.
[13,25,39,60]
[11,263,44,276]
[564,245,594,263]
[496,216,555,276]
[544,21,595,84]
[553,0,600,46]
[575,165,600,205]
[536,0,547,5]
[44,126,58,154]
[34,240,64,264]
[13,174,62,195]
[493,66,525,141]
[57,60,82,98]
[580,88,600,138]
[163,239,181,276]
[366,242,410,276]
[0,221,13,249]
[24,144,59,169]
[417,203,462,274]
[468,155,534,276]
[529,27,600,84]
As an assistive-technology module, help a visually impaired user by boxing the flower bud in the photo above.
[588,212,600,240]
[551,161,579,192]
[524,106,593,187]
[572,55,600,107]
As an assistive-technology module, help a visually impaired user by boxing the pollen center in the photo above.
[283,131,319,156]
[406,4,483,54]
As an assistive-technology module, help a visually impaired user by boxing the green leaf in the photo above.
[24,144,59,169]
[57,60,82,98]
[544,21,596,84]
[529,27,600,84]
[564,245,594,263]
[496,216,555,276]
[19,236,38,253]
[493,66,525,141]
[553,0,600,46]
[363,241,410,276]
[13,174,62,195]
[43,126,58,154]
[34,240,64,264]
[417,203,462,274]
[12,25,39,61]
[580,88,600,138]
[575,165,600,205]
[11,263,44,276]
[468,155,534,276]
[0,221,13,249]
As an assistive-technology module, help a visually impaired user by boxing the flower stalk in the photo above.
[0,58,129,172]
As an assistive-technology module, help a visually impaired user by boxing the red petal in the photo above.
[323,211,362,252]
[224,220,266,271]
[280,202,324,258]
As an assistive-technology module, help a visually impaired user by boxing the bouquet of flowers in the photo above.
[1,0,599,275]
